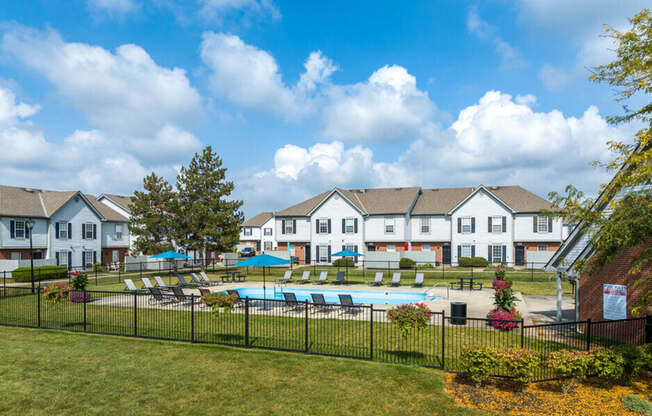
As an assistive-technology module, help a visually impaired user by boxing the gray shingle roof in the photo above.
[275,190,332,216]
[85,195,129,222]
[100,194,134,213]
[242,211,274,227]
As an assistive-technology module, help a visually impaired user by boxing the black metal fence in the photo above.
[0,286,647,381]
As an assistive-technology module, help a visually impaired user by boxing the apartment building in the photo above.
[240,185,565,266]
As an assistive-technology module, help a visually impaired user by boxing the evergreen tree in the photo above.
[176,146,243,271]
[129,173,178,255]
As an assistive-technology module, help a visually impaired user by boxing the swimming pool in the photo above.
[231,287,438,305]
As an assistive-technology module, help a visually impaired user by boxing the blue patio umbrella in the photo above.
[331,249,363,279]
[149,250,191,259]
[235,254,290,309]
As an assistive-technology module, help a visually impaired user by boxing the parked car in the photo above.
[241,247,255,257]
[290,256,299,265]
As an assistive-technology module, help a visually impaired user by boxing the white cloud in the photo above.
[200,32,335,120]
[238,90,629,217]
[1,25,203,137]
[466,7,527,70]
[0,87,40,126]
[321,65,436,142]
[199,0,280,22]
[88,0,139,19]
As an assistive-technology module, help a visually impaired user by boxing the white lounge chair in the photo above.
[317,271,328,284]
[299,271,311,283]
[372,272,383,286]
[124,279,144,292]
[141,277,155,289]
[276,270,292,284]
[200,271,221,286]
[413,273,424,287]
[154,275,172,288]
[390,272,401,286]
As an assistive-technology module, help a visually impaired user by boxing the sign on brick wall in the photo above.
[603,284,627,320]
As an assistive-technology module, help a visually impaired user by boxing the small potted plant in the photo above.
[69,270,91,303]
[386,303,432,339]
[487,263,520,331]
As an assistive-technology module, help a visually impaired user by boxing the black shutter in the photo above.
[488,217,492,233]
[327,245,331,263]
[93,224,97,239]
[471,217,475,233]
[292,219,296,234]
[457,245,461,260]
[471,245,475,258]
[354,218,358,233]
[533,216,538,233]
[10,220,15,239]
[315,219,319,234]
[315,245,319,262]
[93,251,97,264]
[502,245,507,263]
[502,216,507,232]
[327,219,331,234]
[82,224,86,240]
[25,222,29,239]
[488,245,492,263]
[548,217,553,233]
[342,219,345,233]
[68,251,72,270]
[68,223,72,239]
[281,220,286,234]
[457,218,461,233]
[56,252,59,266]
[354,245,358,264]
[55,222,59,239]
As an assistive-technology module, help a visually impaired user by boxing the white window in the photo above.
[264,227,272,236]
[538,245,548,251]
[384,217,394,234]
[84,251,94,268]
[85,223,94,239]
[461,217,472,234]
[422,244,431,251]
[420,217,430,234]
[387,244,396,252]
[112,250,119,263]
[264,241,273,251]
[492,216,503,233]
[461,245,472,258]
[285,220,295,234]
[14,220,25,239]
[492,245,502,263]
[538,216,549,233]
[59,251,68,267]
[319,246,329,262]
[10,252,20,260]
[243,227,252,236]
[115,224,123,240]
[344,218,354,233]
[58,221,68,239]
[319,219,329,234]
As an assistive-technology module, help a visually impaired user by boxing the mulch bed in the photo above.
[445,373,652,416]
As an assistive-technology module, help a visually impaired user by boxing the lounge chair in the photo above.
[191,273,211,287]
[282,292,305,311]
[413,273,424,287]
[317,271,328,284]
[154,275,173,288]
[334,271,345,284]
[299,270,311,283]
[148,287,175,305]
[177,274,199,288]
[310,293,333,313]
[390,272,401,286]
[141,277,155,289]
[372,272,383,286]
[338,294,361,314]
[124,279,145,292]
[199,271,221,286]
[226,289,245,308]
[171,286,192,304]
[276,270,292,284]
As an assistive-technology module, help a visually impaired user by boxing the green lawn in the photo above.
[0,326,482,415]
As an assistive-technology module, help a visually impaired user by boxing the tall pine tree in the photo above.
[176,146,243,271]
[129,173,178,255]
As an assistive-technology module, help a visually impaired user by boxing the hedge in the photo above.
[458,257,489,267]
[12,265,68,282]
[399,257,416,269]
[332,258,355,267]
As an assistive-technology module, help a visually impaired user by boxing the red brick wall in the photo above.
[277,243,307,264]
[0,249,46,260]
[102,248,128,265]
[368,242,406,252]
[410,243,443,263]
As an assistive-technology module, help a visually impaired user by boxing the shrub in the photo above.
[501,349,541,389]
[615,344,647,385]
[70,271,88,291]
[386,303,432,338]
[12,265,68,282]
[492,281,517,310]
[460,347,500,387]
[417,263,435,269]
[41,283,70,305]
[458,257,489,267]
[642,344,652,372]
[399,257,416,269]
[91,263,106,272]
[204,292,238,314]
[486,307,521,331]
[622,395,652,415]
[546,350,591,393]
[589,348,625,384]
[494,263,506,280]
[332,257,355,267]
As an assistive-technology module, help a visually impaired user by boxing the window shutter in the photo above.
[488,245,492,263]
[471,245,475,258]
[457,245,461,260]
[327,245,331,263]
[68,223,72,239]
[93,224,97,239]
[281,220,286,234]
[68,251,72,270]
[327,219,331,234]
[56,252,60,266]
[502,245,507,263]
[354,245,358,263]
[488,217,492,233]
[342,219,345,233]
[315,219,319,234]
[354,218,358,233]
[502,216,507,232]
[25,223,29,239]
[82,224,86,240]
[10,220,14,239]
[292,219,296,234]
[533,216,538,233]
[315,245,319,262]
[93,251,97,264]
[457,218,461,233]
[55,222,59,239]
[548,217,553,233]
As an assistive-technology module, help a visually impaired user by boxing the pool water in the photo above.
[231,287,438,305]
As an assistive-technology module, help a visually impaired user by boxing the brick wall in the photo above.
[0,249,46,260]
[410,242,443,262]
[101,248,128,265]
[368,242,406,252]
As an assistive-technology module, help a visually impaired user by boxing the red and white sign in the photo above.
[603,284,627,320]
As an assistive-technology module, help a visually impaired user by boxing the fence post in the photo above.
[646,315,652,344]
[441,310,445,370]
[133,292,138,337]
[37,286,41,328]
[191,295,195,343]
[520,319,524,349]
[140,262,143,280]
[95,267,98,286]
[386,260,389,277]
[305,300,309,352]
[369,306,374,360]
[83,290,87,331]
[245,297,250,346]
[586,318,591,351]
[118,265,121,283]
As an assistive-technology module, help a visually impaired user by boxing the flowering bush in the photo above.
[501,349,542,390]
[70,270,88,291]
[387,303,432,338]
[204,292,238,314]
[486,307,521,330]
[42,283,70,305]
[546,350,591,393]
[494,263,506,280]
[460,347,500,387]
[588,348,625,384]
[69,290,92,303]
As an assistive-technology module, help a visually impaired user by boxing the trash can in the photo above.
[450,302,467,325]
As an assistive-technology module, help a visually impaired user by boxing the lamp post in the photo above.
[25,219,35,293]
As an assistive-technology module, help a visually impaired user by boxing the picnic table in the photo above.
[449,276,483,291]
[222,270,246,282]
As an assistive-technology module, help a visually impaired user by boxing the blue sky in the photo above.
[0,0,647,217]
